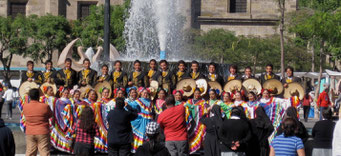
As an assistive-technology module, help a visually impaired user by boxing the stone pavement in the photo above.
[0,106,337,155]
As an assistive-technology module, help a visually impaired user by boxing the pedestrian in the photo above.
[23,88,53,156]
[333,120,341,156]
[72,106,99,156]
[218,106,251,156]
[2,86,15,119]
[248,107,274,156]
[276,107,309,143]
[158,95,188,156]
[0,118,15,156]
[0,83,4,118]
[107,97,138,156]
[317,84,331,120]
[302,93,312,122]
[135,121,171,156]
[270,118,305,156]
[312,107,335,156]
[199,105,223,156]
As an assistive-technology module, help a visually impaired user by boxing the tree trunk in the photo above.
[308,40,315,72]
[0,53,13,87]
[279,0,285,78]
[315,40,324,119]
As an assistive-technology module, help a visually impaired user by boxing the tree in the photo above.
[0,15,29,86]
[25,14,71,63]
[277,0,286,78]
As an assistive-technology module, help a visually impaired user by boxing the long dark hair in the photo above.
[147,133,160,153]
[79,106,96,132]
[282,117,297,137]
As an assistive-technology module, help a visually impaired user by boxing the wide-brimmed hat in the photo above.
[263,79,283,95]
[40,82,57,96]
[196,79,208,96]
[208,81,222,95]
[242,78,262,95]
[95,81,112,98]
[284,82,305,100]
[176,78,196,97]
[224,79,242,93]
[19,81,39,98]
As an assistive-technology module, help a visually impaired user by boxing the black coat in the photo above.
[281,76,301,84]
[78,68,98,86]
[218,118,251,153]
[206,73,224,87]
[107,105,138,146]
[135,141,171,156]
[0,119,15,156]
[312,120,336,148]
[55,68,78,89]
[259,73,280,84]
[21,71,43,85]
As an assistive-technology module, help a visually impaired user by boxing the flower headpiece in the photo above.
[208,88,220,95]
[172,89,184,95]
[114,87,125,97]
[138,87,150,94]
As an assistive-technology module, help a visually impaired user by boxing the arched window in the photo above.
[230,0,247,13]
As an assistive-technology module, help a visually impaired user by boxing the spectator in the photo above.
[312,108,335,156]
[0,83,4,118]
[107,97,138,156]
[333,120,341,156]
[199,105,223,156]
[248,107,274,156]
[2,87,15,119]
[135,121,171,156]
[158,95,188,156]
[0,118,15,156]
[270,118,305,156]
[302,93,312,122]
[317,85,331,120]
[219,107,251,156]
[277,107,309,143]
[23,88,53,156]
[72,106,99,156]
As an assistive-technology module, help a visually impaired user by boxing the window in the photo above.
[77,1,97,19]
[9,2,27,17]
[230,0,247,13]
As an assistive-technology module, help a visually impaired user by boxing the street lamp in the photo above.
[104,0,110,61]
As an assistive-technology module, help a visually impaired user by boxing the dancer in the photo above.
[55,58,78,89]
[42,60,56,83]
[111,60,128,89]
[175,60,188,83]
[128,60,148,88]
[219,92,233,119]
[158,60,176,92]
[225,65,241,82]
[21,61,43,85]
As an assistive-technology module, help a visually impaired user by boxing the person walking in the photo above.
[71,106,99,156]
[302,93,312,122]
[312,108,335,156]
[135,122,171,156]
[270,118,305,156]
[317,84,331,120]
[107,97,138,156]
[23,88,53,156]
[0,83,4,118]
[2,86,15,119]
[0,118,15,156]
[158,95,188,156]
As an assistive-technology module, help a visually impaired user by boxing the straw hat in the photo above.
[196,79,208,96]
[176,78,196,97]
[80,85,94,99]
[149,80,159,100]
[242,78,262,95]
[94,81,112,99]
[40,82,57,96]
[263,79,284,95]
[224,79,242,93]
[19,81,39,98]
[284,82,305,100]
[208,81,222,95]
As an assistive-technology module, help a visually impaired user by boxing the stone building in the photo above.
[195,0,297,36]
[0,0,124,19]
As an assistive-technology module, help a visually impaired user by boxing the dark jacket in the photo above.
[312,120,336,149]
[55,68,78,89]
[0,119,15,156]
[206,73,224,87]
[135,142,171,156]
[259,72,280,84]
[281,76,301,84]
[218,117,251,153]
[78,68,98,86]
[107,105,138,146]
[21,71,43,85]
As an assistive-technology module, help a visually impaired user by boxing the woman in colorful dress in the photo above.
[233,91,250,118]
[173,90,185,106]
[247,92,260,119]
[129,88,153,153]
[184,88,207,154]
[40,86,57,111]
[83,89,98,106]
[51,88,74,153]
[154,89,167,117]
[70,89,82,106]
[207,89,221,106]
[106,88,125,112]
[125,87,138,104]
[219,92,233,119]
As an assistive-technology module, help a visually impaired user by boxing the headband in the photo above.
[172,89,184,95]
[138,87,150,94]
[208,88,220,95]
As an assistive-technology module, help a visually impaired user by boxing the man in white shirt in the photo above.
[2,87,15,120]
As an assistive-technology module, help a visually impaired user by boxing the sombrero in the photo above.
[284,82,305,100]
[263,79,284,95]
[40,82,57,96]
[224,79,242,93]
[208,81,222,95]
[196,79,208,96]
[95,81,112,99]
[176,78,196,97]
[242,78,262,95]
[149,80,159,100]
[80,85,94,99]
[19,81,39,98]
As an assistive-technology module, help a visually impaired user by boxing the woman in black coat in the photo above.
[248,107,274,156]
[200,105,224,156]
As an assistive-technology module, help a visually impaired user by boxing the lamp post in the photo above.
[104,0,110,61]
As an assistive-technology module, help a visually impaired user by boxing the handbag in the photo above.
[308,107,314,118]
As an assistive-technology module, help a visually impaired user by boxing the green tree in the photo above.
[0,15,30,85]
[25,14,71,63]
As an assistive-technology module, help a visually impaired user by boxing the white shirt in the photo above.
[333,121,341,156]
[2,89,16,101]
